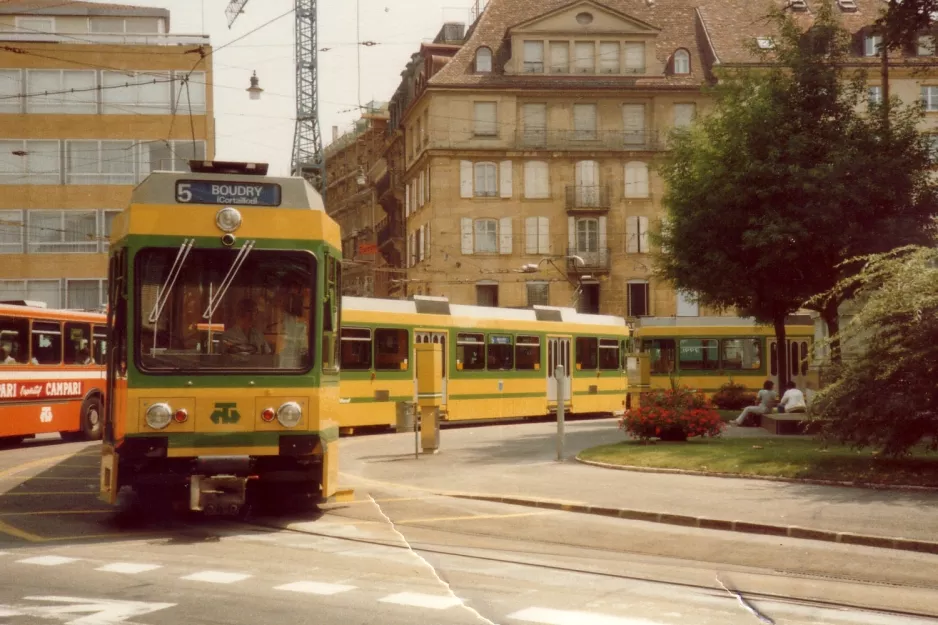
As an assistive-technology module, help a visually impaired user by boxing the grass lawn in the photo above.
[578,437,938,487]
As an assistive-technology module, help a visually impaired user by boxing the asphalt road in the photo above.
[1,434,937,625]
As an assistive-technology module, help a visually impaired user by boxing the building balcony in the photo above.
[516,129,662,151]
[565,185,611,211]
[566,248,611,274]
[377,215,404,249]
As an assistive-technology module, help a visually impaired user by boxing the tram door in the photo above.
[547,337,572,403]
[769,339,811,389]
[415,331,447,406]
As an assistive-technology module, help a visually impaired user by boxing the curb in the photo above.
[446,492,938,556]
[574,456,938,493]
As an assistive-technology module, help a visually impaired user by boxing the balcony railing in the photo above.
[517,129,661,151]
[377,216,404,248]
[565,185,611,210]
[567,248,611,273]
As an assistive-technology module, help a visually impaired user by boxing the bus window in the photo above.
[800,341,809,376]
[515,335,540,370]
[646,339,676,374]
[487,334,513,370]
[31,320,62,365]
[65,322,92,365]
[599,338,620,370]
[456,333,484,371]
[721,338,762,370]
[679,339,719,371]
[575,337,598,370]
[93,327,108,365]
[0,316,28,364]
[340,327,372,370]
[374,328,408,371]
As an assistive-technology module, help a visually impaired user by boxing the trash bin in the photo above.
[395,401,415,433]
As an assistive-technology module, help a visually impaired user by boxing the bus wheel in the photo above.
[80,396,103,441]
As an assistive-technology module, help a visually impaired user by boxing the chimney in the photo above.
[433,22,465,45]
[332,126,338,142]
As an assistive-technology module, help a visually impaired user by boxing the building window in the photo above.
[476,283,498,307]
[16,16,54,33]
[26,70,97,114]
[624,161,649,198]
[102,209,120,251]
[523,161,550,199]
[922,86,938,112]
[573,160,600,207]
[66,279,106,310]
[673,49,690,74]
[67,140,135,185]
[0,279,61,308]
[575,218,599,254]
[521,103,547,145]
[139,140,206,179]
[550,41,569,72]
[573,103,597,140]
[574,41,594,73]
[868,86,883,105]
[0,210,24,254]
[622,103,645,144]
[475,47,493,72]
[474,218,498,253]
[626,215,649,253]
[524,216,550,254]
[526,281,549,307]
[624,42,645,73]
[926,134,938,164]
[0,140,60,185]
[919,35,936,56]
[473,101,498,136]
[28,210,98,254]
[864,34,882,56]
[627,281,649,317]
[676,290,699,316]
[599,42,619,73]
[673,103,696,129]
[473,162,497,197]
[173,72,206,114]
[523,41,545,73]
[0,69,21,114]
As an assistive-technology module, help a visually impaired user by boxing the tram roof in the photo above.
[129,170,325,211]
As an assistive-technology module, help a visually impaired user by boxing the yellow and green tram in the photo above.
[99,160,347,514]
[632,315,817,396]
[335,296,631,432]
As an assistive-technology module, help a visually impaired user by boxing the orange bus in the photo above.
[0,301,107,446]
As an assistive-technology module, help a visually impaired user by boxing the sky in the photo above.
[108,0,482,175]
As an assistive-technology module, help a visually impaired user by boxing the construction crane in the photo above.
[225,0,325,199]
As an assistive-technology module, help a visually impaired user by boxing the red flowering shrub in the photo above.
[618,387,724,442]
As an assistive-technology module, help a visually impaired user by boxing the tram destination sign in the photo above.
[175,180,282,207]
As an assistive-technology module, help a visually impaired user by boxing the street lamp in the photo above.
[246,71,263,100]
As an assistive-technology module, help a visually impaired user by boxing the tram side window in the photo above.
[487,334,513,370]
[721,338,762,370]
[456,333,485,371]
[65,322,92,365]
[575,337,598,370]
[0,316,28,364]
[599,338,620,370]
[645,339,676,374]
[93,326,108,365]
[515,335,541,370]
[31,321,62,365]
[374,328,408,371]
[340,327,372,370]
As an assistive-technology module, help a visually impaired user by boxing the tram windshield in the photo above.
[135,247,315,373]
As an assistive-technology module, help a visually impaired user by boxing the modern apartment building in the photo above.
[0,0,213,310]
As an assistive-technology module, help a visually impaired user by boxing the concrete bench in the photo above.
[761,413,820,435]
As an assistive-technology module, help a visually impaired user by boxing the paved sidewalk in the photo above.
[339,418,938,544]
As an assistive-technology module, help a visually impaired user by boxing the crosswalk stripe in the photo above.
[95,563,162,574]
[181,571,252,584]
[378,592,462,610]
[274,581,356,595]
[16,556,78,566]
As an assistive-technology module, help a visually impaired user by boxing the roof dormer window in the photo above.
[673,49,690,74]
[475,47,492,73]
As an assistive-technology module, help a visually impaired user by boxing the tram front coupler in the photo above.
[189,474,248,515]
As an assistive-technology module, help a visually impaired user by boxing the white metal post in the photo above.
[555,364,565,461]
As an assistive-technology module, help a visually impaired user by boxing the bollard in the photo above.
[555,364,565,461]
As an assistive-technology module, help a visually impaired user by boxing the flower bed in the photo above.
[618,387,724,442]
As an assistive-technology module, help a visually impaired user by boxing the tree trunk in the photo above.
[880,40,890,127]
[821,298,842,365]
[773,313,789,394]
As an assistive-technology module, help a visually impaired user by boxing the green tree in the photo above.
[874,0,938,124]
[810,238,938,456]
[656,1,936,384]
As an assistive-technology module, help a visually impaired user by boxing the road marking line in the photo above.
[0,454,74,480]
[0,520,45,543]
[378,592,462,610]
[396,511,557,524]
[508,607,664,625]
[16,556,78,566]
[181,571,251,584]
[96,563,162,574]
[274,581,356,595]
[0,509,110,517]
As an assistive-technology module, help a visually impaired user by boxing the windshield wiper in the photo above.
[148,239,195,325]
[202,240,255,320]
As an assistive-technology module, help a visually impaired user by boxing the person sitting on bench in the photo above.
[734,380,777,426]
[777,380,807,414]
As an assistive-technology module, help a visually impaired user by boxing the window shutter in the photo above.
[639,216,649,253]
[499,217,512,254]
[425,222,430,259]
[550,42,569,72]
[405,183,411,216]
[623,104,645,144]
[677,290,699,317]
[500,160,512,198]
[418,225,425,262]
[599,42,619,73]
[406,232,412,267]
[674,103,695,128]
[461,217,474,254]
[460,160,473,198]
[624,43,644,72]
[525,216,538,254]
[418,171,425,207]
[626,216,637,253]
[625,162,649,198]
[426,165,431,202]
[598,216,607,256]
[568,216,576,253]
[538,216,549,254]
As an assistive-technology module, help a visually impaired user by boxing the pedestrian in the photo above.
[777,380,807,414]
[734,380,776,426]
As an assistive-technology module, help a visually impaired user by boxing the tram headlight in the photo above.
[215,207,242,233]
[145,403,173,430]
[276,401,302,428]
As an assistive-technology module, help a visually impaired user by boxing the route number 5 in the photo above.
[177,183,192,203]
[39,406,53,423]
